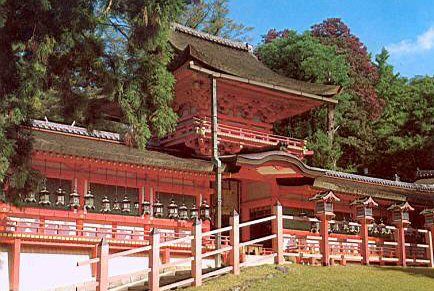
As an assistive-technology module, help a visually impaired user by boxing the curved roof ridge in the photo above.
[233,150,434,192]
[325,170,434,192]
[172,23,251,51]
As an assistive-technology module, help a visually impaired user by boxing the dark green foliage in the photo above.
[0,0,184,196]
[257,30,350,170]
[370,49,434,180]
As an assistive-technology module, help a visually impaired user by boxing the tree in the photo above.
[179,0,253,41]
[370,49,434,180]
[311,18,382,116]
[0,0,184,197]
[257,30,350,169]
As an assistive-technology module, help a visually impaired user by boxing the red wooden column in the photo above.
[359,219,370,265]
[229,210,240,275]
[425,230,434,268]
[420,209,434,268]
[191,219,202,286]
[319,215,330,266]
[272,203,284,265]
[394,223,407,267]
[96,238,109,291]
[8,239,21,291]
[91,245,98,277]
[149,228,160,291]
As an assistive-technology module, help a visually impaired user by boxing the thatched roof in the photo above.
[31,121,213,173]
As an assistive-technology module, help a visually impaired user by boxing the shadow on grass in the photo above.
[373,265,434,279]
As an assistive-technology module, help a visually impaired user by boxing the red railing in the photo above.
[159,117,307,153]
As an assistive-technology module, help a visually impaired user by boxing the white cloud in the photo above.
[387,26,434,55]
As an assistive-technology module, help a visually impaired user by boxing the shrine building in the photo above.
[1,24,434,291]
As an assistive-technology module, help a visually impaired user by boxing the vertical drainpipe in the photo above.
[211,76,222,268]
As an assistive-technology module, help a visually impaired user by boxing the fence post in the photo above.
[272,202,284,264]
[319,215,330,266]
[96,237,109,291]
[8,239,21,291]
[359,219,370,265]
[425,230,434,268]
[394,224,406,267]
[229,210,240,275]
[149,228,160,291]
[192,218,203,286]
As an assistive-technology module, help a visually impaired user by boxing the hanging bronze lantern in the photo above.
[55,186,66,206]
[69,187,80,209]
[24,192,37,204]
[133,201,139,214]
[142,200,151,215]
[178,202,188,220]
[38,184,51,206]
[153,198,164,218]
[310,221,319,233]
[342,218,350,233]
[122,195,131,213]
[168,198,179,219]
[190,203,198,220]
[84,189,95,210]
[112,198,121,212]
[101,196,111,213]
[200,199,210,221]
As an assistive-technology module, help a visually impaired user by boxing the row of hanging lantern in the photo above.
[26,184,211,220]
[368,219,393,236]
[328,218,361,235]
[147,197,210,221]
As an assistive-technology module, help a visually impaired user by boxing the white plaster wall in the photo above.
[0,252,9,291]
[20,253,91,291]
[108,256,148,277]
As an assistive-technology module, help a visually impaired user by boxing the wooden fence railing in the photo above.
[76,204,434,291]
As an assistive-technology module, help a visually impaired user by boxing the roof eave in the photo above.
[188,61,339,104]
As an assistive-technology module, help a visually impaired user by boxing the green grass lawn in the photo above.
[185,264,434,291]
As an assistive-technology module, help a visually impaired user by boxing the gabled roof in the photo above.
[170,24,341,97]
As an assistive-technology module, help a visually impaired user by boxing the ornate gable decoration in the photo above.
[309,190,341,202]
[350,196,379,208]
[387,201,415,212]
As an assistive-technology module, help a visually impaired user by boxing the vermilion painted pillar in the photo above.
[240,206,250,242]
[161,248,170,264]
[91,245,98,277]
[38,218,45,234]
[191,219,202,286]
[359,219,370,265]
[76,177,87,209]
[395,223,407,267]
[8,239,21,291]
[229,210,240,275]
[96,238,109,291]
[320,215,330,266]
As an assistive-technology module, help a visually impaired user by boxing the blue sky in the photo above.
[228,0,434,77]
